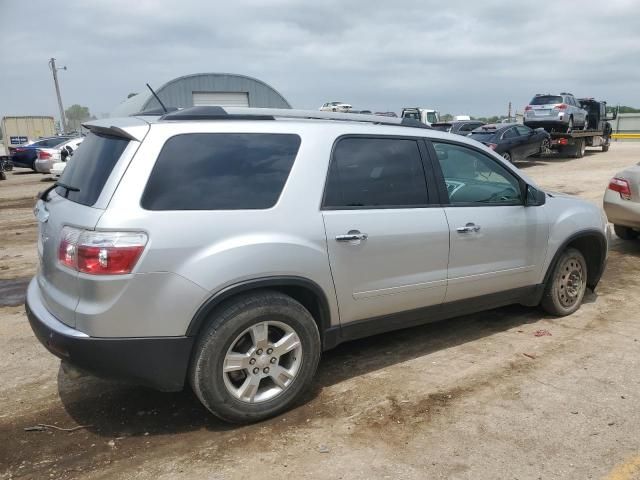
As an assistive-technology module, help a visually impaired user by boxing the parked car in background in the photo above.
[432,120,486,136]
[524,93,588,132]
[468,123,550,162]
[9,136,75,170]
[603,165,640,240]
[27,106,607,423]
[454,115,471,121]
[34,137,83,174]
[401,107,440,125]
[319,102,352,112]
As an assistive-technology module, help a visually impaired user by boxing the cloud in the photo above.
[0,0,639,121]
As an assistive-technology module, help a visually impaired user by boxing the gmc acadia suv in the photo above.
[27,107,608,423]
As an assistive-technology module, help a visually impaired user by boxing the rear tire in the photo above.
[573,139,586,158]
[541,248,587,316]
[502,151,512,162]
[190,291,321,423]
[614,224,638,240]
[566,116,574,133]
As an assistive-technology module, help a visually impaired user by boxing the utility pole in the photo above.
[48,58,68,133]
[508,101,512,122]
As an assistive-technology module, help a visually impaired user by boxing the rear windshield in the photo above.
[529,95,563,105]
[141,133,301,210]
[33,137,71,148]
[468,132,496,142]
[431,124,452,132]
[56,132,129,206]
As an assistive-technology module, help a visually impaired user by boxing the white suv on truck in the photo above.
[27,107,608,423]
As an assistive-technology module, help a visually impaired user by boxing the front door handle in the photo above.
[456,222,481,233]
[336,230,368,242]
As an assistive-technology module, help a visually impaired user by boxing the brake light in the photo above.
[608,178,632,200]
[554,104,568,110]
[58,227,148,275]
[524,106,532,111]
[486,143,497,150]
[38,150,52,159]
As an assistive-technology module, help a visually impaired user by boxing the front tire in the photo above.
[614,224,638,240]
[190,291,321,423]
[502,151,512,162]
[541,248,587,316]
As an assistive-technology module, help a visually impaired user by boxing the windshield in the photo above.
[57,132,129,206]
[530,95,563,105]
[402,111,420,120]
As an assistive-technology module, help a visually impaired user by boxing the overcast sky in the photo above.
[1,0,639,121]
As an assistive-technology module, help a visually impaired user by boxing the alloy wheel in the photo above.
[223,321,303,403]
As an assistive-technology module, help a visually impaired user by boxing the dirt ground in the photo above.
[2,143,640,480]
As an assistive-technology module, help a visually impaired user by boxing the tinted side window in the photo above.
[433,142,522,205]
[515,125,531,136]
[323,137,428,208]
[142,133,300,210]
[57,133,129,206]
[502,127,518,139]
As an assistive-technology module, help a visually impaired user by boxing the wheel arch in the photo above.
[543,229,607,290]
[186,276,333,347]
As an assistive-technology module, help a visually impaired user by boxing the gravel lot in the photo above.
[2,143,640,480]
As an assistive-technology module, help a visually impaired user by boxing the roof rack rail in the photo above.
[160,106,431,129]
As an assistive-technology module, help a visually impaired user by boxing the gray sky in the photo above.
[1,0,639,121]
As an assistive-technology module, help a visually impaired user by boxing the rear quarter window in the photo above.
[57,133,129,206]
[141,133,301,210]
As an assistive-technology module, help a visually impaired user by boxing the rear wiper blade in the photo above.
[40,182,80,202]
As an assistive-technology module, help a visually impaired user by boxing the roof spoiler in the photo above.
[81,124,141,142]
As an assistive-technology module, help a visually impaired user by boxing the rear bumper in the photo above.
[603,190,640,228]
[25,278,193,392]
[10,157,35,169]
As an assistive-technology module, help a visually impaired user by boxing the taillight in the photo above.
[524,106,532,111]
[608,178,632,200]
[38,150,52,159]
[57,227,148,275]
[486,143,497,150]
[554,104,568,110]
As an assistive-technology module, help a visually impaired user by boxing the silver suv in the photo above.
[27,107,608,423]
[524,93,589,132]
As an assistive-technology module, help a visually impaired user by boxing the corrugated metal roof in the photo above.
[109,73,291,117]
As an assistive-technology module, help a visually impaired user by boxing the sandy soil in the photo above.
[2,143,640,480]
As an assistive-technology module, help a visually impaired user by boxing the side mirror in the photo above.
[60,149,69,160]
[525,185,546,207]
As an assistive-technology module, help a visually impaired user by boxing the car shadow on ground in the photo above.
[609,237,640,256]
[10,169,38,175]
[517,150,600,169]
[56,303,545,436]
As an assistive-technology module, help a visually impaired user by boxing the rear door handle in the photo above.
[456,222,481,233]
[336,230,368,242]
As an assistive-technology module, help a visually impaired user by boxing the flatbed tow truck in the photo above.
[541,98,617,158]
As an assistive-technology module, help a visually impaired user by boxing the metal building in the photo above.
[110,73,291,117]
